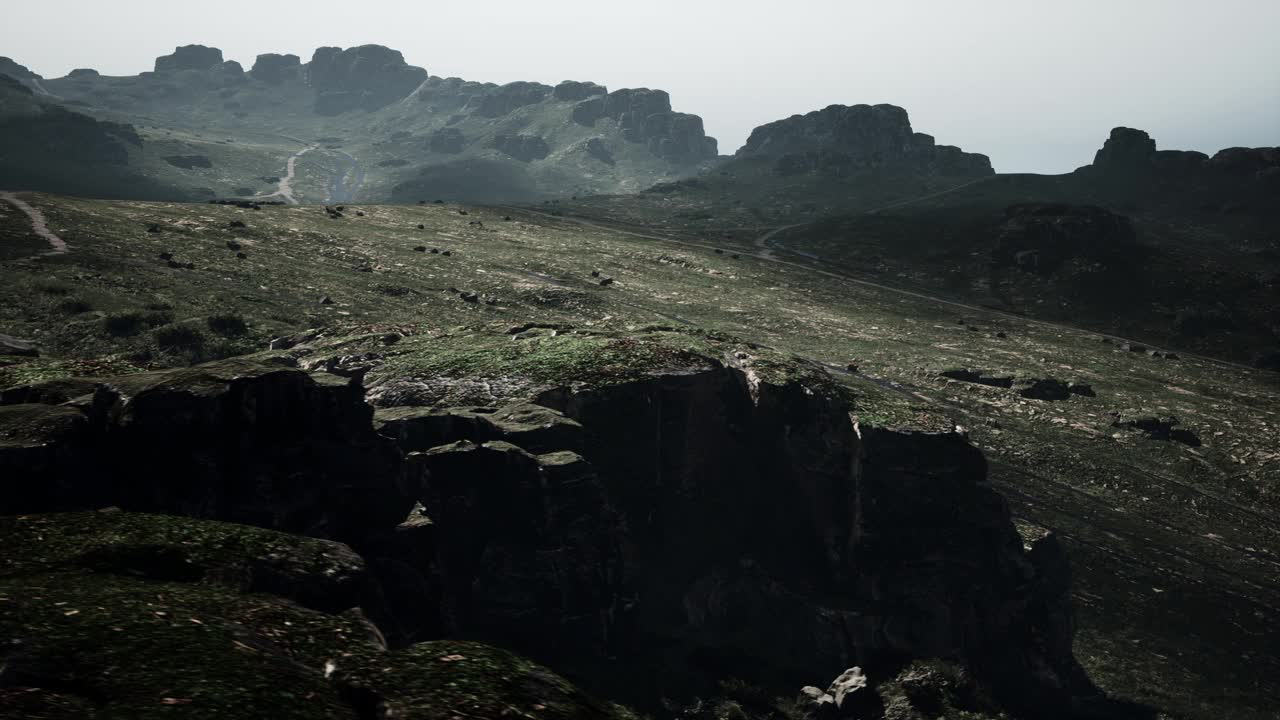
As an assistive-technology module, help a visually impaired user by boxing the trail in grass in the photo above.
[0,191,68,253]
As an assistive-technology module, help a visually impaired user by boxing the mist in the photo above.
[2,0,1278,172]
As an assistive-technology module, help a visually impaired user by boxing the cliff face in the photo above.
[0,328,1097,716]
[737,103,993,178]
[1083,126,1280,194]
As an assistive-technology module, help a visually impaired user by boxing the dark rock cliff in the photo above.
[0,334,1099,717]
[307,44,429,115]
[737,103,992,177]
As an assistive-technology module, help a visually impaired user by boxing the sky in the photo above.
[2,0,1277,173]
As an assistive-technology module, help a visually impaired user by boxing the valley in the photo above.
[1,33,1278,720]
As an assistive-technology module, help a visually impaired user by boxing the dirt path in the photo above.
[254,145,314,204]
[0,191,68,253]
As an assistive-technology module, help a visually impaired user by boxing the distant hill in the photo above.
[0,44,720,202]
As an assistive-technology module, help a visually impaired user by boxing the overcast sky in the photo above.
[3,0,1277,173]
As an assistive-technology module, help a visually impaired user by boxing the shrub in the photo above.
[206,313,248,337]
[103,312,145,337]
[154,325,205,351]
[56,298,93,314]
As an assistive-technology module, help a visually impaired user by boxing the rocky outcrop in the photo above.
[0,358,412,543]
[1084,127,1280,189]
[738,104,993,177]
[572,88,718,164]
[154,44,225,73]
[586,137,616,165]
[250,52,301,84]
[0,331,1099,716]
[307,45,429,115]
[492,133,551,162]
[0,80,142,166]
[0,56,42,84]
[0,510,625,720]
[554,80,607,102]
[428,127,466,154]
[65,68,99,79]
[476,81,551,118]
[992,203,1140,275]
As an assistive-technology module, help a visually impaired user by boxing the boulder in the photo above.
[827,667,877,716]
[65,68,99,79]
[154,45,224,73]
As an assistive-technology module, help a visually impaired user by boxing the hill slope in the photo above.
[0,45,720,203]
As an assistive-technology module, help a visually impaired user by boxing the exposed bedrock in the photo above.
[0,349,1097,715]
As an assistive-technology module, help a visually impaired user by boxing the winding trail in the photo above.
[254,145,314,204]
[0,191,68,254]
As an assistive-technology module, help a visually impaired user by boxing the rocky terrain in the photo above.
[563,122,1280,366]
[0,194,1276,719]
[1,37,1277,720]
[0,45,719,203]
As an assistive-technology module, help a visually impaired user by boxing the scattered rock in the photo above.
[413,246,426,252]
[226,240,242,251]
[1112,415,1201,446]
[319,296,334,305]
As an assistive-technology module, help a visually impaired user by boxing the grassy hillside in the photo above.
[1,191,1278,718]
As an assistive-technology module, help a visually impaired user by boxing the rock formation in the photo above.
[154,44,225,73]
[250,52,301,84]
[572,87,719,164]
[476,80,551,117]
[737,103,992,177]
[492,133,551,162]
[0,56,42,84]
[307,45,429,115]
[992,203,1141,275]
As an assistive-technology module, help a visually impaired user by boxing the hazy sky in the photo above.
[3,0,1277,173]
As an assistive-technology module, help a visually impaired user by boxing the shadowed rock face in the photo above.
[250,52,301,84]
[572,87,719,164]
[992,203,1140,275]
[737,103,993,177]
[0,56,41,84]
[476,81,552,118]
[1085,126,1280,187]
[492,133,551,162]
[0,340,1096,717]
[154,44,225,73]
[0,358,412,543]
[307,44,429,115]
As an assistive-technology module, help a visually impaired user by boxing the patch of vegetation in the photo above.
[206,312,248,337]
[153,324,205,351]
